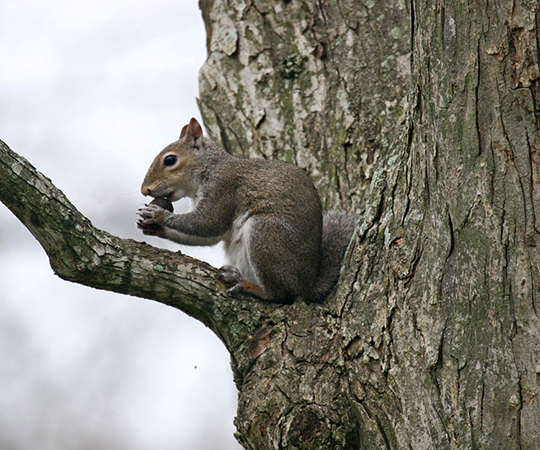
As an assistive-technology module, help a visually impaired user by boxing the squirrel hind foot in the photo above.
[219,265,289,303]
[219,265,244,293]
[219,265,255,296]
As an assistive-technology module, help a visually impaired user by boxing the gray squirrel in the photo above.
[137,118,355,304]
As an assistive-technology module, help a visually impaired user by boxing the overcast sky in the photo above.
[0,1,240,449]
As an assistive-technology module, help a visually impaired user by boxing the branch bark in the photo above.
[0,140,277,352]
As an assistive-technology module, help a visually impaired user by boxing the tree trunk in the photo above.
[1,0,539,449]
[198,0,411,210]
[198,0,540,449]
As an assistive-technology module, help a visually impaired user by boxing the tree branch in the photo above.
[0,139,276,352]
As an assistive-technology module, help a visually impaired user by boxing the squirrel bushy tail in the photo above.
[311,212,356,302]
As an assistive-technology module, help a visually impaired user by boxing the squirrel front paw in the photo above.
[137,220,166,236]
[219,265,244,294]
[137,204,170,224]
[138,203,169,223]
[137,203,171,236]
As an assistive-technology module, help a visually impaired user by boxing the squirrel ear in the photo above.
[179,124,188,139]
[187,118,203,139]
[186,118,203,148]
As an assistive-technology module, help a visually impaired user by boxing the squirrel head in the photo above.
[141,118,205,202]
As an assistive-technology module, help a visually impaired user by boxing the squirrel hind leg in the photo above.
[219,265,266,298]
[248,218,318,304]
[219,265,293,304]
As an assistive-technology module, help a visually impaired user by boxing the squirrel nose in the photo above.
[141,186,151,196]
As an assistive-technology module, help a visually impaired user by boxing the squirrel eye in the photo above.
[164,155,177,166]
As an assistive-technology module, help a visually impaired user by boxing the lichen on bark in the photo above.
[199,1,540,449]
[198,0,411,211]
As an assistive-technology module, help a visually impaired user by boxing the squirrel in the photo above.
[137,118,355,304]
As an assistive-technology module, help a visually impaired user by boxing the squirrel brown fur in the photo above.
[137,118,354,304]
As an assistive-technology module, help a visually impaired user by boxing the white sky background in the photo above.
[0,1,241,449]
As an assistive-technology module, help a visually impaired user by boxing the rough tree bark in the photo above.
[1,1,539,450]
[198,0,411,210]
[198,0,540,449]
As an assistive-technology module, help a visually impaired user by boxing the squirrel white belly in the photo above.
[223,211,261,287]
[137,118,354,304]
